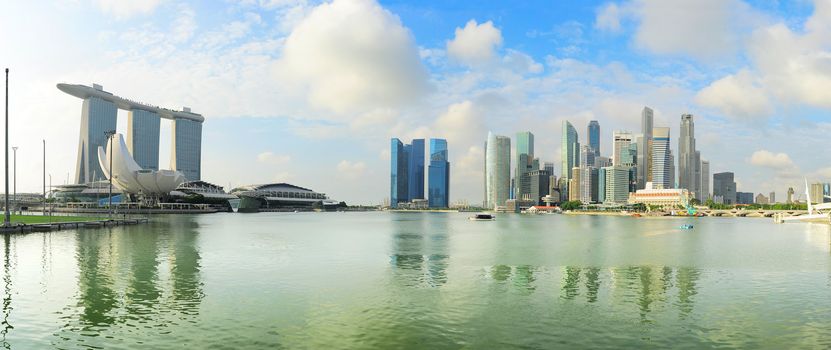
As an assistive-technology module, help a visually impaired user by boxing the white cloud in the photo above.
[695,70,773,119]
[446,20,503,65]
[256,152,292,165]
[595,3,623,32]
[748,150,795,170]
[96,0,164,19]
[336,160,367,179]
[276,0,429,115]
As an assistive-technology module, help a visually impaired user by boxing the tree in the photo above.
[560,200,582,211]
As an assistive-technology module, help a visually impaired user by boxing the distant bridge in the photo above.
[698,209,807,218]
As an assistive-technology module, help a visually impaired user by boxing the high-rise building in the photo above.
[713,172,737,205]
[569,167,582,202]
[809,183,825,204]
[428,138,450,208]
[700,160,710,200]
[390,139,408,207]
[612,131,633,166]
[59,83,204,183]
[824,183,830,203]
[737,192,754,205]
[678,114,701,200]
[651,127,671,189]
[407,139,425,200]
[389,138,425,207]
[579,166,592,204]
[544,162,555,175]
[562,121,580,197]
[485,132,511,209]
[528,170,551,205]
[127,109,161,170]
[515,131,537,201]
[602,166,630,204]
[668,150,676,188]
[588,120,600,157]
[787,187,795,204]
[639,107,654,188]
[769,191,776,203]
[74,94,117,183]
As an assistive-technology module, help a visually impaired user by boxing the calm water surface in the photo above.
[1,212,830,349]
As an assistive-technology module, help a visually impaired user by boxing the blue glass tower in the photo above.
[428,138,449,208]
[127,109,161,170]
[390,138,408,208]
[407,139,425,200]
[588,120,600,157]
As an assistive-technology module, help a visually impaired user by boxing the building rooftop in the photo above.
[57,83,204,122]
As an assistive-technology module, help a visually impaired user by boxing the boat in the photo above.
[680,224,694,230]
[469,213,496,221]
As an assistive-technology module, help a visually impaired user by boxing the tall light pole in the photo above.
[42,139,45,216]
[11,146,16,213]
[105,130,115,220]
[4,68,9,227]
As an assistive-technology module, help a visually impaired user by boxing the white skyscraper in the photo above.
[485,132,511,209]
[652,127,672,189]
[678,114,701,200]
[612,131,633,166]
[639,107,654,188]
[700,159,710,200]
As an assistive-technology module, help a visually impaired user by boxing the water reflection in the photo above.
[1,235,12,350]
[389,214,450,288]
[56,216,204,346]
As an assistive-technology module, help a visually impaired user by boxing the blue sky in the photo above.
[1,0,830,204]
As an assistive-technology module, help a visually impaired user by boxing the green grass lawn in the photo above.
[8,215,105,225]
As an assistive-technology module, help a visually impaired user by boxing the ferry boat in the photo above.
[680,224,694,230]
[469,213,496,221]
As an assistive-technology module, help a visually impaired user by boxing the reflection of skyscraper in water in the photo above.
[676,267,700,318]
[170,219,205,315]
[584,267,600,303]
[124,226,162,318]
[75,231,118,328]
[561,266,581,300]
[388,214,449,287]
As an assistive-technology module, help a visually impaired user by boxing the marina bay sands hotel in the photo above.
[58,83,204,184]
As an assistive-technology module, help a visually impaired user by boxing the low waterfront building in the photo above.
[230,183,337,212]
[628,186,691,209]
[737,192,754,205]
[505,199,535,213]
[755,193,769,204]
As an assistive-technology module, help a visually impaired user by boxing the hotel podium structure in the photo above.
[58,83,204,184]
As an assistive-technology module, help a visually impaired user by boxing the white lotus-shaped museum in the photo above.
[98,134,186,195]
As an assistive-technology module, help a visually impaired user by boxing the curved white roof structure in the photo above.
[57,83,204,122]
[98,133,186,195]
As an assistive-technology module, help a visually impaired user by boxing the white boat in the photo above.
[469,213,496,221]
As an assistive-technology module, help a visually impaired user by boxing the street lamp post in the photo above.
[105,130,116,220]
[11,146,16,214]
[42,139,46,216]
[4,68,9,227]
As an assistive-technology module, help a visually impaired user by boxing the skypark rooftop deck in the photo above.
[57,83,204,122]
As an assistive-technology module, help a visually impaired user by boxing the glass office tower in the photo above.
[428,138,450,208]
[171,118,203,181]
[75,96,117,184]
[127,109,161,170]
[407,139,425,200]
[390,138,408,208]
[652,127,671,189]
[588,120,600,157]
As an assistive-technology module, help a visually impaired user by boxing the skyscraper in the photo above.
[700,160,710,200]
[652,127,672,189]
[639,107,654,188]
[713,172,737,204]
[407,139,425,200]
[515,132,537,201]
[428,138,450,208]
[544,162,555,175]
[485,132,511,209]
[390,138,425,207]
[603,166,630,204]
[809,183,825,204]
[390,138,408,207]
[74,94,117,183]
[769,191,776,203]
[588,120,600,157]
[678,114,701,200]
[59,83,204,183]
[127,109,161,170]
[612,131,633,166]
[562,121,580,199]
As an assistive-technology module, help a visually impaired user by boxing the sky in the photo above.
[1,0,830,205]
